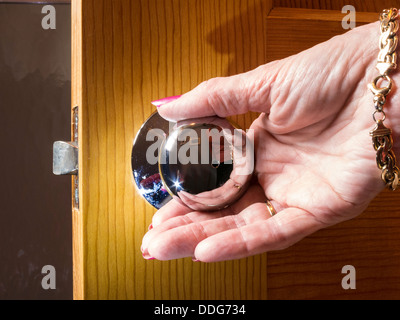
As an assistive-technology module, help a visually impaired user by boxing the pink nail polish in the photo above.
[151,95,182,108]
[142,252,155,260]
[192,257,200,262]
[148,224,153,231]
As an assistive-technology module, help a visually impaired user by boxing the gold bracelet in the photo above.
[368,8,399,191]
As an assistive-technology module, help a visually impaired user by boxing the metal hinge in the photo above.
[53,106,79,208]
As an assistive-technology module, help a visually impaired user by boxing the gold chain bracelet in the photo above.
[368,8,399,191]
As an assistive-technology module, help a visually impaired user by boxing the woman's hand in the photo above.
[141,22,400,262]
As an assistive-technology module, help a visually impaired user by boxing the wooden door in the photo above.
[71,0,400,300]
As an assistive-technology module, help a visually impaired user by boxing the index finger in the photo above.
[194,207,326,262]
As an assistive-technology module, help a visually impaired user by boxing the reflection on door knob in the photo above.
[131,112,254,211]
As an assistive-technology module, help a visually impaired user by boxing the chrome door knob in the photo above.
[132,112,254,211]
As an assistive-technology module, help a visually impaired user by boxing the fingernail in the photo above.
[142,252,155,260]
[151,95,182,108]
[192,257,200,262]
[141,245,155,260]
[148,224,153,231]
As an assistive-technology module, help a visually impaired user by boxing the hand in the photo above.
[141,22,400,262]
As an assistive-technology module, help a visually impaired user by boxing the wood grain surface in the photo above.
[72,0,400,300]
[274,0,400,12]
[71,0,83,300]
[72,0,271,300]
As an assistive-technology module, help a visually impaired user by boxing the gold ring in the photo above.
[266,200,277,217]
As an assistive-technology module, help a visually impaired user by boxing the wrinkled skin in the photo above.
[141,22,400,262]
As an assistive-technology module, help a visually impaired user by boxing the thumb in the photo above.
[153,64,278,121]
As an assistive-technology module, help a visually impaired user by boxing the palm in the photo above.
[252,21,386,225]
[253,113,375,228]
[141,22,398,262]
